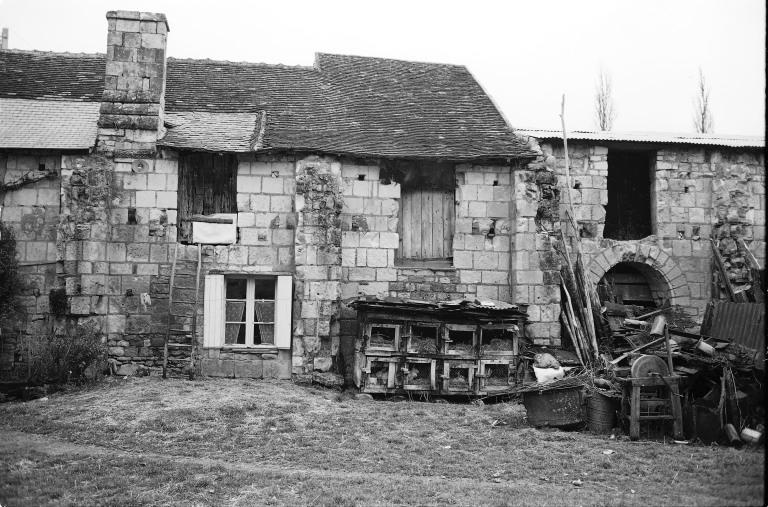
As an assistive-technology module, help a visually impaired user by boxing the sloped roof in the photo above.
[0,98,99,149]
[0,49,535,159]
[517,129,765,149]
[159,111,264,152]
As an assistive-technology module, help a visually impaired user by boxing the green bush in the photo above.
[0,221,24,327]
[27,322,107,384]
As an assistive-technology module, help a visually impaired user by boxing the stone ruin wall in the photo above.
[541,140,765,327]
[0,152,62,376]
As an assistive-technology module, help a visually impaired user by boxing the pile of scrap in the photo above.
[589,305,764,444]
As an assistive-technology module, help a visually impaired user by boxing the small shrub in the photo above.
[0,222,25,327]
[27,322,107,384]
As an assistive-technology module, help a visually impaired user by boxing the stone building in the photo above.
[518,129,765,323]
[0,11,764,381]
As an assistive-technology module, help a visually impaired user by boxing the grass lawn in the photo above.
[0,377,763,506]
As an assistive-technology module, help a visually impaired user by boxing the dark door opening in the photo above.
[604,150,653,240]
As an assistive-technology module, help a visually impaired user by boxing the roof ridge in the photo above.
[0,48,105,58]
[316,52,467,69]
[166,56,315,71]
[518,128,765,140]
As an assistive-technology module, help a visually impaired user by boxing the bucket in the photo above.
[523,386,584,427]
[587,391,617,433]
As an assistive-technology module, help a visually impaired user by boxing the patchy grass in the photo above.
[0,377,763,506]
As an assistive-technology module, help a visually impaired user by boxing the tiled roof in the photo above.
[517,129,765,149]
[0,49,534,159]
[159,111,264,152]
[0,98,99,149]
[0,50,104,101]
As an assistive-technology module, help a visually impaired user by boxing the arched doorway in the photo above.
[597,261,670,308]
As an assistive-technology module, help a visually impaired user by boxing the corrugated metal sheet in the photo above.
[516,129,764,149]
[703,302,764,352]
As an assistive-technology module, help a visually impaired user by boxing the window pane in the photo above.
[225,323,246,344]
[226,278,247,299]
[253,278,275,299]
[254,324,275,345]
[253,301,275,323]
[225,301,246,322]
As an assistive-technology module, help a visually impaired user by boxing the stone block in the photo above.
[248,246,277,265]
[481,270,508,284]
[156,191,176,208]
[379,232,399,249]
[127,243,150,262]
[348,267,376,281]
[366,249,388,267]
[459,270,481,284]
[261,177,282,194]
[487,202,509,218]
[251,194,271,211]
[70,296,91,315]
[355,248,367,266]
[202,358,235,378]
[270,195,292,212]
[135,190,156,207]
[453,250,473,269]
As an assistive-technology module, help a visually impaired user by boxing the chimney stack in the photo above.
[97,11,169,157]
[1,28,8,50]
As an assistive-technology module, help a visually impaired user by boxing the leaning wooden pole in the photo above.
[190,243,203,379]
[163,242,179,379]
[560,95,599,361]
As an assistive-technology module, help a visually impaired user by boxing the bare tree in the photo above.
[594,69,615,131]
[693,67,713,133]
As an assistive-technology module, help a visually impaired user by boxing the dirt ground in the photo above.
[0,376,763,506]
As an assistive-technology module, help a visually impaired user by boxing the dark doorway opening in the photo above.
[604,150,653,240]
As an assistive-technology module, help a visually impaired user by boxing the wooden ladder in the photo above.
[162,243,203,379]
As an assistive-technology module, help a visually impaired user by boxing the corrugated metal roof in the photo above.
[516,129,764,149]
[0,98,99,149]
[702,302,764,362]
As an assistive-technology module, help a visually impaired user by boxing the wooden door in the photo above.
[398,187,454,260]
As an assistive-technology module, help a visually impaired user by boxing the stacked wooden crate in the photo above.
[351,298,526,396]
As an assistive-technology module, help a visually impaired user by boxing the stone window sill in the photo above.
[395,260,456,271]
[218,346,278,354]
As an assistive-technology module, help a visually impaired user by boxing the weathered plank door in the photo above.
[398,187,454,260]
[177,152,238,241]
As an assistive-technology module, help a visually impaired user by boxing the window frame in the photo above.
[204,274,292,350]
[224,277,276,347]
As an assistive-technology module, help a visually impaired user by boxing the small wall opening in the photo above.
[604,150,654,240]
[597,261,669,308]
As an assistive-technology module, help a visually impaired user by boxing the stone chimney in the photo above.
[97,11,169,157]
[1,28,8,50]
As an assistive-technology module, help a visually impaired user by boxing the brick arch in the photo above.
[584,241,690,308]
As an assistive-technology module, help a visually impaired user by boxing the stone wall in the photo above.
[541,140,765,327]
[0,152,62,375]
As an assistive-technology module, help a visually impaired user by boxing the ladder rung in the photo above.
[171,300,196,304]
[167,343,192,348]
[169,329,192,334]
[638,415,674,420]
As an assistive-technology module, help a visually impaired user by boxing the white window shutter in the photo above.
[274,275,293,349]
[203,274,225,347]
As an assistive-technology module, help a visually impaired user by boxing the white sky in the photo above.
[1,0,765,136]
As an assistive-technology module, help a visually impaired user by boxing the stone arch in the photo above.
[584,241,690,308]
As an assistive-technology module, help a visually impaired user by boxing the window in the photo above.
[395,161,455,265]
[225,278,275,345]
[203,275,292,349]
[177,152,238,242]
[604,149,654,240]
